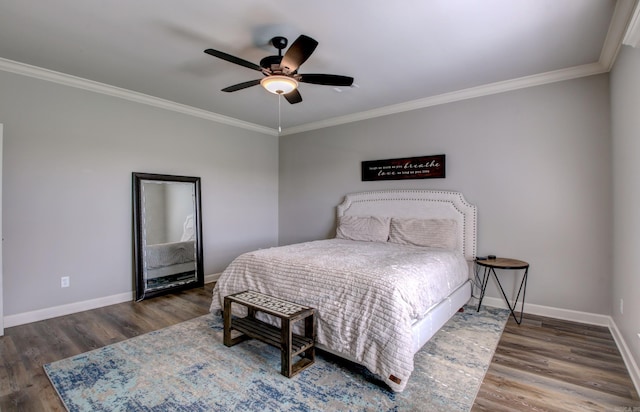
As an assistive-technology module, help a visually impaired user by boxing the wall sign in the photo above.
[362,154,446,181]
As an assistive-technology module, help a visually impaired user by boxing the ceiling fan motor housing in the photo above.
[260,36,289,71]
[260,55,283,70]
[271,36,288,51]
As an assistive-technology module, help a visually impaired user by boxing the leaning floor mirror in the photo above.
[132,173,204,301]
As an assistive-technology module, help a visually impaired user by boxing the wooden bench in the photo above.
[223,290,316,378]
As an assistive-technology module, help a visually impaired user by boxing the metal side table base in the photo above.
[476,258,529,325]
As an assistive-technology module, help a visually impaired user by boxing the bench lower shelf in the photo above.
[226,316,315,377]
[231,317,314,357]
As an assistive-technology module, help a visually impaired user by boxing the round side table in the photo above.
[476,257,529,325]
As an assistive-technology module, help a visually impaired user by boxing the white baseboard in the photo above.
[478,296,610,326]
[204,272,221,283]
[608,319,640,396]
[4,291,134,328]
[479,296,640,395]
[5,282,639,395]
[4,273,222,329]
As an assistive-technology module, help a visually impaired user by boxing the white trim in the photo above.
[480,296,610,326]
[280,63,606,136]
[0,58,277,136]
[3,272,222,328]
[3,292,134,328]
[623,0,640,48]
[0,0,633,137]
[481,297,640,395]
[609,319,640,396]
[3,281,638,394]
[0,58,608,138]
[204,272,221,284]
[599,0,639,70]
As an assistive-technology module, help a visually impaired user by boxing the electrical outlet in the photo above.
[61,276,70,288]
[620,298,624,315]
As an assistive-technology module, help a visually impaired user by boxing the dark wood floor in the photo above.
[1,284,638,411]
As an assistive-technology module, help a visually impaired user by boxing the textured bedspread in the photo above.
[145,241,195,269]
[210,239,469,392]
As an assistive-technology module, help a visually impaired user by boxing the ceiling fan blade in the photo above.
[221,79,262,92]
[204,49,263,72]
[284,89,302,104]
[299,74,354,87]
[280,35,318,74]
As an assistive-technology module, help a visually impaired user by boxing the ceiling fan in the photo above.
[204,35,354,104]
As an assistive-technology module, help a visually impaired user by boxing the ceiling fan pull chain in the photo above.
[278,93,282,133]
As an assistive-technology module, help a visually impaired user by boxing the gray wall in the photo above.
[0,70,279,316]
[611,45,640,367]
[0,60,622,331]
[280,74,612,315]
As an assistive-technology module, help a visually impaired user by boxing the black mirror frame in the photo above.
[132,172,204,301]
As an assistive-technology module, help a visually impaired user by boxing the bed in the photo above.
[144,240,196,280]
[210,189,477,392]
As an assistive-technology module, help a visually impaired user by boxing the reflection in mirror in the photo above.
[133,173,203,301]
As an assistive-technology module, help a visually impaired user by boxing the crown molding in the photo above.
[0,58,278,136]
[1,2,629,141]
[280,62,607,136]
[623,0,640,47]
[600,0,639,70]
[0,56,609,139]
[280,0,637,136]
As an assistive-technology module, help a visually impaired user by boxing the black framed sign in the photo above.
[361,154,446,181]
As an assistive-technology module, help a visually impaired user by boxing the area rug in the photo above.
[44,305,508,412]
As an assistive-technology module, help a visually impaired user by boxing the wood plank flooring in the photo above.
[0,284,214,411]
[472,314,640,411]
[1,284,638,411]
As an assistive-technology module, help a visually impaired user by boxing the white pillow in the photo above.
[336,215,390,242]
[389,218,458,250]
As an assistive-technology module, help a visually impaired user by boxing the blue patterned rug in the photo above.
[44,305,508,411]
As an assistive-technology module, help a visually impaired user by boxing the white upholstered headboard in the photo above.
[337,189,477,260]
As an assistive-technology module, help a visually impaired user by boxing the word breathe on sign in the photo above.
[361,155,446,181]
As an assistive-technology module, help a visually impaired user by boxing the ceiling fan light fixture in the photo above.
[261,75,298,95]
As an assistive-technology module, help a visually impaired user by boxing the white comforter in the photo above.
[210,239,469,392]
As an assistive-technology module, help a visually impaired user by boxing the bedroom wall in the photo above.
[611,44,640,371]
[279,74,612,315]
[0,70,279,318]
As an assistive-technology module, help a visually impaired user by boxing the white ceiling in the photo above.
[0,1,635,134]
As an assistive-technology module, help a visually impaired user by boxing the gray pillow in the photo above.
[389,218,458,250]
[336,215,391,242]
